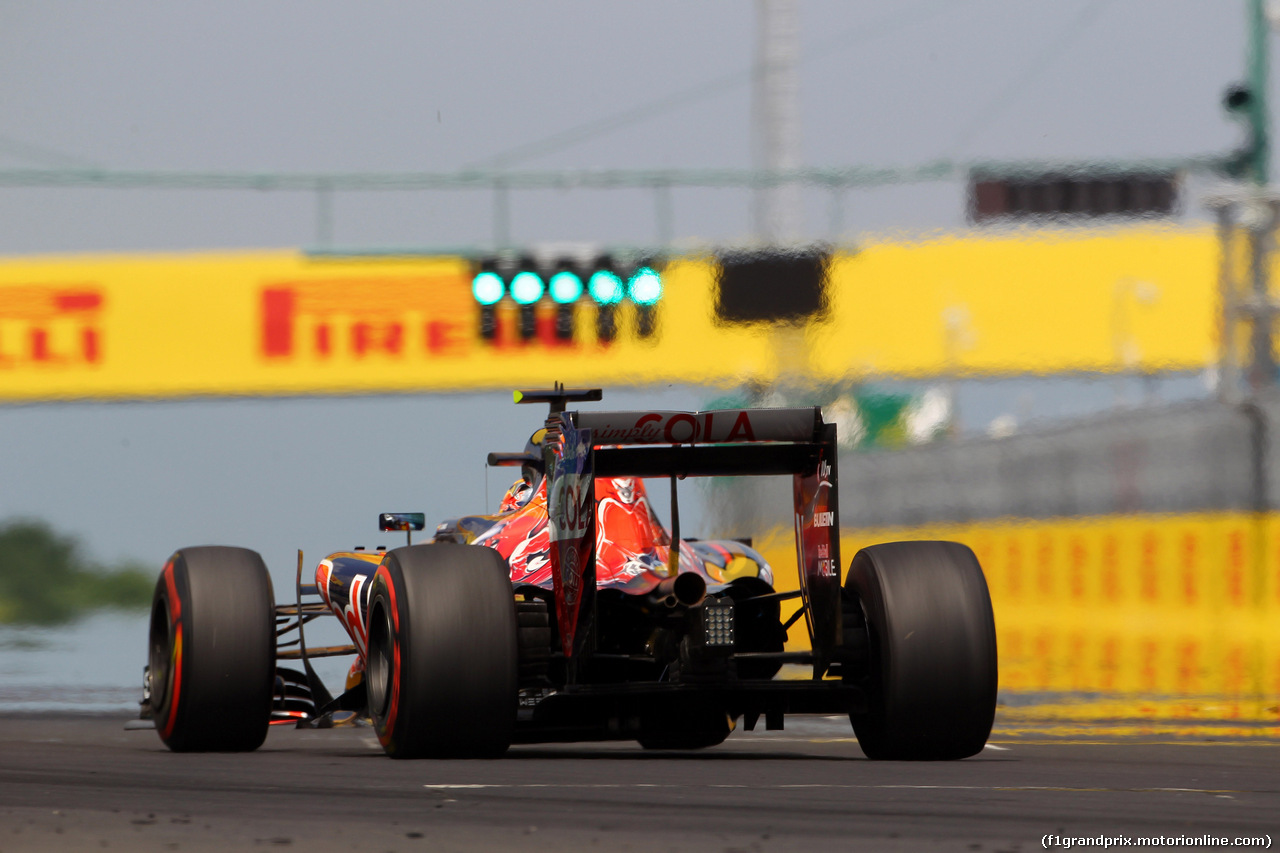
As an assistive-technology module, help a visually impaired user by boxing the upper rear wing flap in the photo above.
[573,407,821,445]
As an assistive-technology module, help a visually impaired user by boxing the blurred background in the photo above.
[1,1,1277,734]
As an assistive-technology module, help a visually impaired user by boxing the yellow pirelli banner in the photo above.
[0,225,1225,401]
[0,251,767,401]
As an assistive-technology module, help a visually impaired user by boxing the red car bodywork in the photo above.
[316,474,773,679]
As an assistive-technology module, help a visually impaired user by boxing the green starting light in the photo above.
[510,271,545,305]
[588,270,624,305]
[472,271,505,306]
[628,266,662,305]
[549,270,584,304]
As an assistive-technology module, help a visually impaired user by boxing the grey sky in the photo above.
[0,1,1248,252]
[0,1,1259,584]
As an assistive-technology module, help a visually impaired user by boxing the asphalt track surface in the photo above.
[0,714,1276,853]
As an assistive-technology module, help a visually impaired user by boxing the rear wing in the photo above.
[575,407,824,479]
[546,405,841,676]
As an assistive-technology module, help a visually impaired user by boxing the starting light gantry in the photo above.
[471,250,665,342]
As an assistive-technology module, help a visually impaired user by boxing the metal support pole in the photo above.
[752,0,802,242]
[1217,205,1240,401]
[1247,199,1277,391]
[1242,2,1275,389]
[1248,0,1271,186]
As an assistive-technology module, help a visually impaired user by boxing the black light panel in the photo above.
[714,249,829,325]
[968,171,1179,223]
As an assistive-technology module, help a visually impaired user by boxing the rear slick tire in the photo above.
[846,540,997,760]
[366,544,518,759]
[149,546,276,752]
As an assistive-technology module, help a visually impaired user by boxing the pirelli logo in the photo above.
[0,285,104,368]
[259,274,474,361]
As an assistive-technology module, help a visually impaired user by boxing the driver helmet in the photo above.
[498,479,533,513]
[498,428,547,513]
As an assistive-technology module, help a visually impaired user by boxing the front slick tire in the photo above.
[149,546,275,752]
[366,544,517,759]
[847,541,997,760]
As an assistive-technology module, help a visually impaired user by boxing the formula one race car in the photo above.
[141,387,997,759]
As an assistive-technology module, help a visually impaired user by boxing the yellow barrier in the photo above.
[758,512,1280,724]
[0,224,1230,401]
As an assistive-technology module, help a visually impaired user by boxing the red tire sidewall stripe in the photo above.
[163,559,181,620]
[373,564,402,748]
[158,559,184,741]
[162,623,184,741]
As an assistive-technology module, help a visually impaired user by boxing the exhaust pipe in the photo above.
[649,572,707,609]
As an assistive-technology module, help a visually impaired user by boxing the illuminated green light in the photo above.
[628,266,662,305]
[549,271,584,304]
[510,271,545,305]
[472,271,504,306]
[588,270,623,304]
